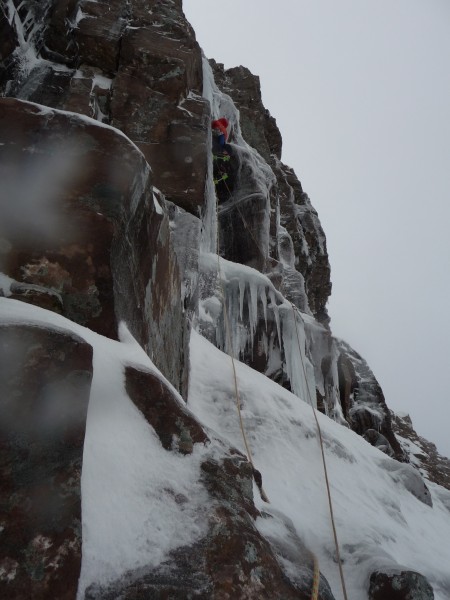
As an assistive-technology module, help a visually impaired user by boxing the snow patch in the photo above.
[188,329,450,600]
[0,299,211,597]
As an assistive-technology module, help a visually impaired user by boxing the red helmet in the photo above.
[218,117,229,127]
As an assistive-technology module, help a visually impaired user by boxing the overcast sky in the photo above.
[183,0,450,458]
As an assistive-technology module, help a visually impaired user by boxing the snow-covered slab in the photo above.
[188,329,450,600]
[0,299,210,597]
[15,99,148,161]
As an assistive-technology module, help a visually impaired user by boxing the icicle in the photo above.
[269,289,281,348]
[200,150,217,255]
[259,286,268,329]
[248,279,258,342]
[239,278,246,322]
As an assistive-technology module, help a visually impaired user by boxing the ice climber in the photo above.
[211,117,236,200]
[211,117,229,152]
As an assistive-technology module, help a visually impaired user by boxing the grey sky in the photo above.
[183,0,450,457]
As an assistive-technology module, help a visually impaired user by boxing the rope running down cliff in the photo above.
[290,302,349,600]
[214,185,270,504]
[218,175,348,600]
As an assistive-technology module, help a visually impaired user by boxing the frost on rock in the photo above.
[167,199,202,317]
[379,458,433,507]
[337,339,406,461]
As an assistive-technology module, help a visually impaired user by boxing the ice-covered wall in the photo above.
[195,61,344,423]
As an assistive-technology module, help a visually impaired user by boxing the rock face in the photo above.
[0,96,185,393]
[368,569,435,600]
[1,0,448,599]
[0,324,92,600]
[336,339,406,461]
[391,412,450,491]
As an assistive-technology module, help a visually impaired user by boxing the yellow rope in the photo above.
[215,185,269,503]
[311,553,320,600]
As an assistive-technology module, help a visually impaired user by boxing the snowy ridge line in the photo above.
[199,251,283,303]
[4,98,149,165]
[0,297,166,388]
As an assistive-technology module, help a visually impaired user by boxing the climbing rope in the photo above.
[291,303,349,600]
[214,153,349,599]
[214,174,270,504]
[311,554,321,600]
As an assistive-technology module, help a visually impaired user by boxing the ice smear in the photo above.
[197,252,284,361]
[199,58,218,255]
[196,253,342,416]
[0,299,210,598]
[169,203,202,313]
[200,57,331,412]
[201,57,275,260]
[5,0,41,80]
[0,273,14,297]
[188,330,450,600]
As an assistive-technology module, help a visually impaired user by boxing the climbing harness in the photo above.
[213,153,231,162]
[212,155,349,599]
[214,173,229,185]
[213,151,231,187]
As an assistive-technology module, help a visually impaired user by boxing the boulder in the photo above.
[0,97,185,392]
[0,323,92,600]
[369,569,434,600]
[125,365,208,453]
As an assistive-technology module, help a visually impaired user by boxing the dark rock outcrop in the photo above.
[2,0,209,216]
[392,412,450,491]
[369,569,434,600]
[0,324,92,600]
[125,365,208,453]
[337,339,406,461]
[211,61,282,163]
